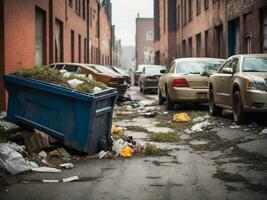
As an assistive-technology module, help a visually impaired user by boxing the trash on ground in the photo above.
[143,112,157,118]
[112,125,124,135]
[38,150,47,159]
[112,139,128,155]
[192,115,210,123]
[120,146,134,158]
[0,121,20,132]
[191,121,210,132]
[43,179,59,183]
[6,142,25,153]
[62,176,79,183]
[22,131,50,153]
[0,143,37,174]
[173,113,191,123]
[60,163,74,169]
[230,125,241,129]
[32,167,62,173]
[259,128,267,135]
[58,148,71,158]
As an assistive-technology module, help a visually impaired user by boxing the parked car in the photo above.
[158,58,225,110]
[49,63,128,97]
[110,66,132,88]
[209,54,267,124]
[139,65,166,94]
[133,65,146,86]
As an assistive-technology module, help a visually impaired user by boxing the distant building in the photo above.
[121,46,136,70]
[135,15,154,67]
[0,0,113,109]
[154,0,267,67]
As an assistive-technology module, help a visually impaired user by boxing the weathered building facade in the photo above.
[0,0,113,109]
[135,16,154,66]
[154,0,267,66]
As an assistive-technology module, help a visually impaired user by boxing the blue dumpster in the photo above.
[4,74,118,154]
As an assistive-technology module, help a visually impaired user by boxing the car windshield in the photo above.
[145,67,165,75]
[243,57,267,72]
[176,60,223,74]
[85,64,117,75]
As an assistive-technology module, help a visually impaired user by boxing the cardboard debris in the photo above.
[173,113,191,123]
[22,131,50,153]
[112,125,124,134]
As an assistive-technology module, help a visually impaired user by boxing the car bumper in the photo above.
[169,87,208,102]
[143,80,159,90]
[243,89,267,112]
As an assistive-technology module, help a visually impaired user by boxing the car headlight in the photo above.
[246,80,266,90]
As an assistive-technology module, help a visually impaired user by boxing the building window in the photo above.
[82,0,86,20]
[196,33,201,57]
[182,0,187,25]
[245,36,252,54]
[188,37,192,57]
[204,0,209,9]
[55,19,63,62]
[182,40,186,57]
[196,0,201,16]
[71,30,75,62]
[69,0,73,7]
[177,5,180,30]
[35,7,46,65]
[215,25,223,58]
[84,38,87,63]
[205,30,209,56]
[78,34,81,63]
[188,0,192,22]
[146,31,154,41]
[75,0,81,16]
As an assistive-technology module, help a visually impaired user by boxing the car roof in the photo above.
[174,57,225,62]
[232,54,267,58]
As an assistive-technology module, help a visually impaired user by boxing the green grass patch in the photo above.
[149,132,179,143]
[143,143,169,156]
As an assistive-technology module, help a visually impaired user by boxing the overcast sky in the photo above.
[111,0,153,46]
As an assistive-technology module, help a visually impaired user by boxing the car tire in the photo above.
[233,91,247,124]
[166,89,174,110]
[158,89,165,105]
[209,88,223,116]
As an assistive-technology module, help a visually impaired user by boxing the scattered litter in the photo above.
[112,139,128,155]
[192,115,210,123]
[191,121,210,132]
[22,131,50,153]
[173,113,191,123]
[230,147,234,150]
[0,121,19,131]
[32,167,62,173]
[230,125,241,129]
[120,146,134,158]
[259,128,267,135]
[60,163,74,169]
[143,112,157,118]
[112,124,124,134]
[58,148,71,158]
[98,151,109,159]
[43,180,59,183]
[38,150,47,159]
[6,142,25,153]
[93,87,102,93]
[0,144,37,174]
[184,129,193,134]
[48,149,62,157]
[163,111,169,115]
[67,79,84,89]
[62,176,79,183]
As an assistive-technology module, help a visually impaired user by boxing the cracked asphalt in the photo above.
[1,86,267,200]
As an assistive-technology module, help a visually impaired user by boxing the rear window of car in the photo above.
[54,64,64,70]
[145,66,166,75]
[64,65,78,72]
[243,57,267,72]
[176,60,223,74]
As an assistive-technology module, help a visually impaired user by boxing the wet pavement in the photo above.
[1,86,267,200]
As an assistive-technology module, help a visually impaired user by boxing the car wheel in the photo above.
[158,89,165,105]
[209,88,223,116]
[166,89,174,110]
[233,91,247,124]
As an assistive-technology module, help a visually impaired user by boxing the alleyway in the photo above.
[1,87,267,200]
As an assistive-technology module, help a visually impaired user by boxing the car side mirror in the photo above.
[160,69,166,74]
[222,68,233,74]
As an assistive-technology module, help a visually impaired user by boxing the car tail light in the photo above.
[172,78,189,87]
[109,78,119,85]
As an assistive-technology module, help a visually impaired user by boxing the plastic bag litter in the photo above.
[67,79,84,89]
[32,167,62,173]
[93,87,102,93]
[62,72,72,79]
[7,142,25,153]
[191,121,210,132]
[120,146,134,158]
[173,113,191,123]
[62,176,79,182]
[112,139,128,155]
[60,163,74,169]
[0,144,37,174]
[259,128,267,135]
[193,115,210,123]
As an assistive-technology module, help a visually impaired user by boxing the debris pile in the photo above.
[14,66,107,94]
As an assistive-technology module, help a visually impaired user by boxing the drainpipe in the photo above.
[0,0,5,110]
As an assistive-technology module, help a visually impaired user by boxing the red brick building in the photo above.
[154,0,267,67]
[135,15,154,66]
[0,0,113,110]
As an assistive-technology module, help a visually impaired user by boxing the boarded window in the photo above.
[71,30,75,62]
[196,33,201,57]
[55,19,63,62]
[35,7,46,65]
